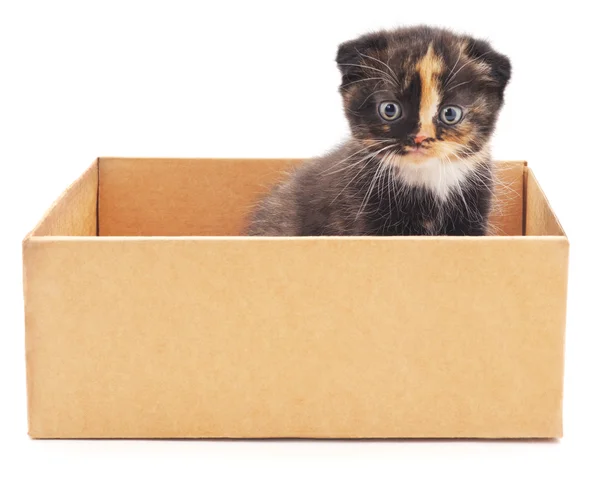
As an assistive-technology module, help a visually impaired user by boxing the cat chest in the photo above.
[366,189,473,236]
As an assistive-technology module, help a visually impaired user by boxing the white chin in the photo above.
[389,155,475,200]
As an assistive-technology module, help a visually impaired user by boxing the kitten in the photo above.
[247,26,511,236]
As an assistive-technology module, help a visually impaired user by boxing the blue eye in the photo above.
[440,105,463,125]
[378,101,402,121]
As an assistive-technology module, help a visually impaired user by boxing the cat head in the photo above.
[336,26,511,165]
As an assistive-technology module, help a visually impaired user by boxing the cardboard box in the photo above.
[22,157,569,439]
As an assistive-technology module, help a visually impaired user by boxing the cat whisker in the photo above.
[338,63,399,88]
[324,146,394,176]
[357,88,393,109]
[356,52,402,87]
[441,154,475,222]
[444,50,492,88]
[445,79,473,92]
[438,155,444,202]
[356,157,388,220]
[443,50,463,88]
[442,141,480,157]
[330,143,398,205]
[322,140,394,176]
[444,153,507,235]
[382,160,396,229]
[342,76,396,90]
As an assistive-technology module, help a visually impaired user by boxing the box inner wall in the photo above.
[29,158,563,237]
[97,158,527,237]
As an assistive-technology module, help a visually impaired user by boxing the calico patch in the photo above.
[247,26,510,237]
[336,25,510,198]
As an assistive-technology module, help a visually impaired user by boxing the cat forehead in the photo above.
[382,41,493,91]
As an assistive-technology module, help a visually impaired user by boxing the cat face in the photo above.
[336,26,511,165]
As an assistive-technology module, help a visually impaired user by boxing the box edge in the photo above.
[24,158,100,238]
[526,167,569,240]
[22,237,36,438]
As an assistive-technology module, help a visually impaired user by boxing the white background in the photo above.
[1,1,598,476]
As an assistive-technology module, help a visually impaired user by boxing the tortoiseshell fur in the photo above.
[247,26,511,236]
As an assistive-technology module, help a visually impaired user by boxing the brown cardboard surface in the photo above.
[23,236,567,438]
[525,169,566,236]
[22,158,569,439]
[98,157,300,236]
[488,161,524,236]
[98,158,524,237]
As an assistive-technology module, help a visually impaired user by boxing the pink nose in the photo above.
[414,134,429,145]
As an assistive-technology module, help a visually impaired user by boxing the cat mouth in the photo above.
[400,145,433,157]
[405,146,428,155]
[373,143,434,160]
[386,145,440,165]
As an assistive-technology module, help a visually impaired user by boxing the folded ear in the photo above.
[336,33,389,87]
[466,38,512,92]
